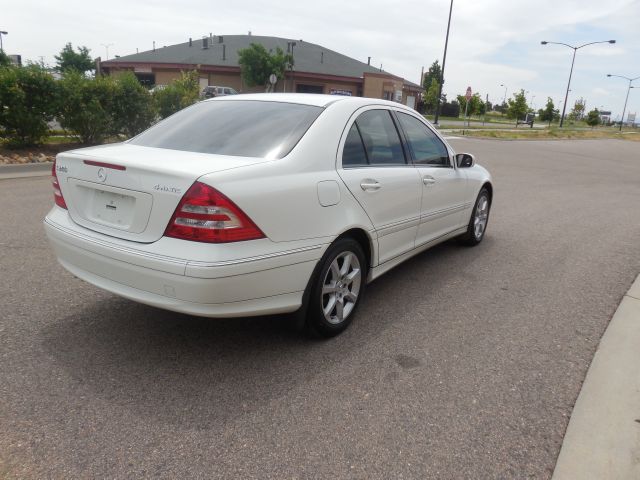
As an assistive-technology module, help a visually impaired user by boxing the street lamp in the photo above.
[499,84,507,115]
[541,39,616,127]
[433,0,454,125]
[607,74,639,131]
[101,43,114,60]
[0,31,7,53]
[500,84,508,104]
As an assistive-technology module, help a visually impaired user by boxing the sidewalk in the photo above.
[0,162,52,180]
[552,274,640,479]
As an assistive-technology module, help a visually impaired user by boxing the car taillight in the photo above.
[164,182,265,243]
[51,159,67,209]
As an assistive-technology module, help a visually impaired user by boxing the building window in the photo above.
[296,84,324,94]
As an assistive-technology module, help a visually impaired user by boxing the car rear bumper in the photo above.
[44,209,326,318]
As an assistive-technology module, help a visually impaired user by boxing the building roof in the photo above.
[103,34,422,89]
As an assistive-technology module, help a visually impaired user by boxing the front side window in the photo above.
[353,110,406,166]
[396,112,450,167]
[130,100,322,159]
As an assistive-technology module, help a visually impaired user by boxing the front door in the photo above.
[337,109,422,264]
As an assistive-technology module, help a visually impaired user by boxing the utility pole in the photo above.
[433,0,453,125]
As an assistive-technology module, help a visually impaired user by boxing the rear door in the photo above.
[337,108,422,264]
[395,112,468,246]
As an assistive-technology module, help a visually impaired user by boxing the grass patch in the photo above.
[450,128,640,141]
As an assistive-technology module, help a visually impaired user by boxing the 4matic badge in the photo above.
[153,184,182,194]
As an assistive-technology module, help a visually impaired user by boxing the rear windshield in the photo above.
[130,100,323,159]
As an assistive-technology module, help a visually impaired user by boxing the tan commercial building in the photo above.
[101,34,423,108]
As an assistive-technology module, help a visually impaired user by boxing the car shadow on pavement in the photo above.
[40,238,489,431]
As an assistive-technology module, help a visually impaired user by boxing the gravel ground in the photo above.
[1,138,639,479]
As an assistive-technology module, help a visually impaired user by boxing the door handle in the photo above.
[360,179,381,191]
[423,176,436,186]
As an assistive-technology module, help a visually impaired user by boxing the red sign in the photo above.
[465,86,472,101]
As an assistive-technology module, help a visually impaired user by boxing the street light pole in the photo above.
[0,31,7,53]
[541,39,616,127]
[101,43,114,60]
[499,84,508,116]
[433,0,453,125]
[607,74,639,131]
[500,84,507,105]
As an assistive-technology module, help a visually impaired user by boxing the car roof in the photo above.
[209,93,411,110]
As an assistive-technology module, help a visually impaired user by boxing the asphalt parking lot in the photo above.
[1,138,639,479]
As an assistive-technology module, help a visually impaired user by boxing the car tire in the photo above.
[460,187,491,246]
[302,238,367,338]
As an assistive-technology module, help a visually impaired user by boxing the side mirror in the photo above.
[455,153,475,168]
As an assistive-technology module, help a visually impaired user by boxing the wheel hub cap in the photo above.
[321,251,362,325]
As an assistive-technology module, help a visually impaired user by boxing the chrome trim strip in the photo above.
[45,218,324,268]
[46,218,187,265]
[414,226,468,249]
[375,215,421,238]
[187,245,324,268]
[419,203,470,223]
[376,225,468,268]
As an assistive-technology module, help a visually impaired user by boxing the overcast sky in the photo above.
[3,0,639,119]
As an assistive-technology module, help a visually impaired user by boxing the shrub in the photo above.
[58,72,117,144]
[440,101,460,118]
[0,64,59,146]
[112,72,156,138]
[153,71,199,119]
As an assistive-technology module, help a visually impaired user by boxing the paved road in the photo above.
[1,139,639,479]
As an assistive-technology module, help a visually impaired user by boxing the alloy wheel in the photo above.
[474,194,489,240]
[321,251,362,325]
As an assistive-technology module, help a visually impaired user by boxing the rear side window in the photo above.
[353,110,406,166]
[396,112,450,166]
[342,124,368,167]
[130,100,322,159]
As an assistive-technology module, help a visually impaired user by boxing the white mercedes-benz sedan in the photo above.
[44,94,492,336]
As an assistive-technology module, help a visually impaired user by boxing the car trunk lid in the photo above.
[55,143,268,243]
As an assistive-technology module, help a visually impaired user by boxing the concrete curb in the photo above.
[552,273,640,480]
[0,162,52,180]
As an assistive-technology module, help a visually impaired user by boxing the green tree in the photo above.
[0,50,11,68]
[153,70,199,119]
[457,93,483,116]
[423,79,440,114]
[237,43,293,91]
[585,108,600,128]
[55,43,94,74]
[112,72,156,137]
[569,97,586,121]
[506,89,529,120]
[421,60,442,113]
[58,71,117,143]
[422,60,441,91]
[538,97,556,125]
[0,64,59,146]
